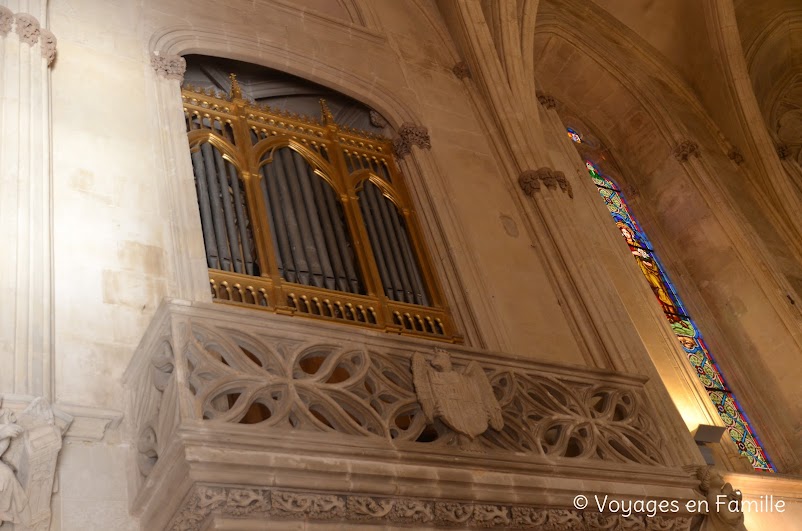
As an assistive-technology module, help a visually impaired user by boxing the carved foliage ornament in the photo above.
[392,122,431,158]
[672,140,700,162]
[412,350,503,439]
[727,147,744,165]
[0,9,56,65]
[453,61,471,80]
[151,52,187,82]
[537,92,558,110]
[168,485,694,530]
[518,167,573,198]
[0,6,12,36]
[39,29,57,66]
[14,13,39,46]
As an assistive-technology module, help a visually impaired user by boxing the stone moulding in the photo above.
[519,167,573,198]
[392,122,431,158]
[124,300,701,530]
[168,485,695,530]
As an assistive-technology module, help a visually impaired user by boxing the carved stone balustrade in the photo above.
[125,300,701,530]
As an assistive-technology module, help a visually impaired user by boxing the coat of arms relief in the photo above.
[411,349,504,445]
[0,398,69,531]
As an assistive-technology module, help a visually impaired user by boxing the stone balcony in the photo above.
[124,300,702,530]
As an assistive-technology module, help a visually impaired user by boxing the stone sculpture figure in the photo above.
[691,466,746,531]
[0,408,29,526]
[412,349,503,440]
[0,398,67,531]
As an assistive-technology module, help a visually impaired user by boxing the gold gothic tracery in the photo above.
[182,76,459,342]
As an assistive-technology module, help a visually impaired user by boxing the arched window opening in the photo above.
[181,57,456,342]
[571,133,774,472]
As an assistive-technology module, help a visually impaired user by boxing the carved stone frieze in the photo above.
[453,61,471,80]
[672,140,700,162]
[727,147,744,165]
[392,122,431,158]
[412,349,503,440]
[14,13,40,46]
[537,92,558,110]
[518,167,573,198]
[0,398,71,530]
[369,109,389,129]
[151,52,187,81]
[167,485,694,530]
[39,29,57,66]
[0,6,12,36]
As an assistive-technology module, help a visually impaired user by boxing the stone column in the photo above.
[149,51,213,302]
[0,0,56,399]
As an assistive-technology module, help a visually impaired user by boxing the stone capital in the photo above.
[14,13,40,46]
[392,122,431,158]
[151,52,187,82]
[519,167,573,198]
[0,6,12,36]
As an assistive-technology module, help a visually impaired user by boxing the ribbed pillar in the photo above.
[149,51,212,302]
[0,0,55,399]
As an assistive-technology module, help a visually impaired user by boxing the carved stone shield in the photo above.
[412,352,503,440]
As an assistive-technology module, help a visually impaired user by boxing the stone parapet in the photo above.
[125,300,701,530]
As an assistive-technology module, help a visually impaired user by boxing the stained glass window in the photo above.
[572,135,774,472]
[567,127,582,143]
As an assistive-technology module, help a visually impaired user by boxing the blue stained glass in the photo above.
[577,141,775,472]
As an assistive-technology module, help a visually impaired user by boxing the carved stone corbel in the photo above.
[392,123,431,158]
[151,52,187,82]
[672,140,700,162]
[0,398,71,530]
[518,167,573,198]
[536,92,557,110]
[452,61,471,80]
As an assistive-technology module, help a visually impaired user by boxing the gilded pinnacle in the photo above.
[228,73,242,100]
